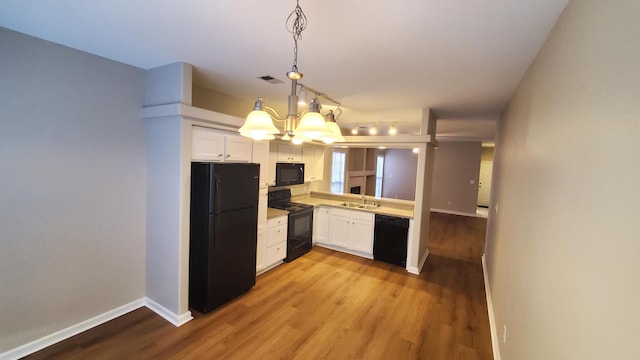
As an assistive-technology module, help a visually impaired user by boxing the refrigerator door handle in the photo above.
[209,214,216,248]
[210,214,224,249]
[214,176,222,213]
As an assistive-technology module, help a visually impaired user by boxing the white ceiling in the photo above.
[0,0,569,140]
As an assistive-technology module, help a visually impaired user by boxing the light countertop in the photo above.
[292,193,414,219]
[267,207,289,219]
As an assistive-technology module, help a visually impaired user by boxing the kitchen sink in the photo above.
[358,204,380,210]
[340,202,380,210]
[340,202,362,208]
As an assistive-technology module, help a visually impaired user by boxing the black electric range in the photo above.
[268,189,313,262]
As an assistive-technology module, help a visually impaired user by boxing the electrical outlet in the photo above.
[502,324,507,344]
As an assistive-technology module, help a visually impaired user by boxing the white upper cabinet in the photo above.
[192,126,252,162]
[192,126,225,161]
[276,143,303,163]
[303,145,325,182]
[225,135,253,161]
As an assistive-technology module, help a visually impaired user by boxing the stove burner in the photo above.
[267,189,312,213]
[269,202,313,213]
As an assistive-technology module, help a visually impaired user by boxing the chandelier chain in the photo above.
[286,0,307,72]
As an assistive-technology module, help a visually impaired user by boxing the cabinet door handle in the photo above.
[226,154,231,158]
[218,154,223,158]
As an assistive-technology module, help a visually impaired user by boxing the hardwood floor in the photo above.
[25,212,492,359]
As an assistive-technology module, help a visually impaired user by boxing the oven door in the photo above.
[285,207,313,262]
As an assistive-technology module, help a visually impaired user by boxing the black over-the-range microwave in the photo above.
[275,162,305,186]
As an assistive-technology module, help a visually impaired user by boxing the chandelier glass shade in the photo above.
[321,121,344,144]
[292,99,330,140]
[239,98,281,140]
[320,110,345,144]
[293,111,327,139]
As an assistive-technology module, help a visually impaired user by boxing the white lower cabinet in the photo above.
[313,207,331,245]
[265,215,287,268]
[256,228,266,271]
[350,215,374,254]
[328,208,374,255]
[256,191,268,272]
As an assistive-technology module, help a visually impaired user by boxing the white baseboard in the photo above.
[0,298,145,360]
[430,208,478,218]
[0,297,194,360]
[407,249,429,274]
[482,254,501,360]
[144,297,193,327]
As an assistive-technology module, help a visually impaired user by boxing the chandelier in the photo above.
[238,0,345,144]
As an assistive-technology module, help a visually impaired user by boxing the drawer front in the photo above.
[268,216,287,228]
[266,242,286,265]
[267,224,287,246]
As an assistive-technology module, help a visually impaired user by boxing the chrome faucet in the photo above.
[360,194,366,205]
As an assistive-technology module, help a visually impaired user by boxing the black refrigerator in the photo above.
[189,162,260,314]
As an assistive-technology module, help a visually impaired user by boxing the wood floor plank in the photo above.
[24,212,493,360]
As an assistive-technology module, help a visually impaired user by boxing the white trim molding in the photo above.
[145,297,193,327]
[0,298,194,360]
[407,249,429,274]
[430,208,478,218]
[0,299,145,360]
[482,254,501,360]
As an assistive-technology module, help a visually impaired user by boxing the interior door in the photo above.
[477,161,493,207]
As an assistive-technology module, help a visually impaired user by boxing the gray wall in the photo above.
[0,28,146,352]
[381,149,418,200]
[484,0,640,358]
[430,141,481,214]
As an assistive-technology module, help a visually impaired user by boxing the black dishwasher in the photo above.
[373,214,409,267]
